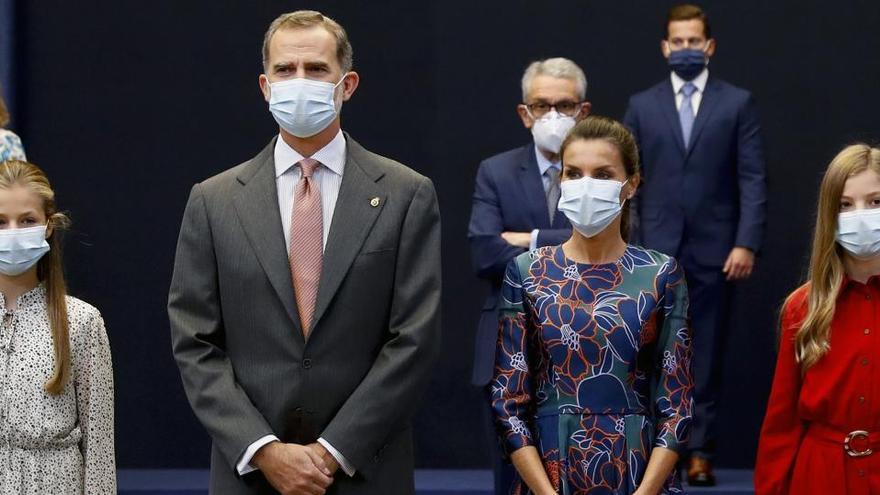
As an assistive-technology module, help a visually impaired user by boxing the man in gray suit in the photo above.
[168,10,441,495]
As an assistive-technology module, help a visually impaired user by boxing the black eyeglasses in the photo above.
[523,100,583,118]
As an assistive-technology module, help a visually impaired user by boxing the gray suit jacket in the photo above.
[168,134,441,494]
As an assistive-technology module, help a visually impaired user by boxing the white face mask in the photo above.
[268,75,346,138]
[836,208,880,259]
[557,176,627,238]
[531,110,576,155]
[0,225,50,276]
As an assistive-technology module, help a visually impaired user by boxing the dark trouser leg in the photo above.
[680,255,732,460]
[484,389,518,494]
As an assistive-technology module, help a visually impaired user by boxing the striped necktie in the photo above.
[289,158,323,337]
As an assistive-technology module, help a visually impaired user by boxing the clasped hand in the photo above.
[253,441,339,495]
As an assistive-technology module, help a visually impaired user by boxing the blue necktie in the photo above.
[679,82,697,148]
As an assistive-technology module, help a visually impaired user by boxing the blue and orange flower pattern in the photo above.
[491,245,693,494]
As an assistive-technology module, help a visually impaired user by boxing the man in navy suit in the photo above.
[468,57,589,494]
[623,4,766,486]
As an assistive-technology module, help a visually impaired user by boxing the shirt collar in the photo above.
[533,145,561,177]
[842,273,880,291]
[670,68,709,95]
[0,283,46,313]
[274,129,346,178]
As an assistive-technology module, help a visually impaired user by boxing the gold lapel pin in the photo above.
[370,197,380,207]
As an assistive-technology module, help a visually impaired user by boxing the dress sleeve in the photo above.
[652,257,694,453]
[490,257,536,455]
[754,288,807,495]
[10,133,26,161]
[74,309,116,494]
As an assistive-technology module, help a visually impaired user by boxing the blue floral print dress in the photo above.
[491,245,694,494]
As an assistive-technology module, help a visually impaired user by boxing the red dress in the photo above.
[756,278,880,494]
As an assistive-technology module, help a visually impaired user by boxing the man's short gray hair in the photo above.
[521,58,587,101]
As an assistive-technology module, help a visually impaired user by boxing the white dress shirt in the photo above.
[236,129,356,477]
[529,145,562,250]
[671,68,709,115]
[275,130,346,248]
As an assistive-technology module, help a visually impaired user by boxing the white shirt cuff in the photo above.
[236,435,279,475]
[318,437,356,476]
[530,229,540,251]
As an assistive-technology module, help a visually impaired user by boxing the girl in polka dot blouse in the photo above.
[0,160,115,494]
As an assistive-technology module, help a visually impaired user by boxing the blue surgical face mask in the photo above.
[0,225,50,276]
[668,46,708,81]
[837,208,880,259]
[268,75,346,138]
[557,176,628,238]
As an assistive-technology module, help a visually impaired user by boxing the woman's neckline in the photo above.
[556,244,631,267]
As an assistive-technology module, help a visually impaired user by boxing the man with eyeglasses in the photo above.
[623,4,766,486]
[467,57,589,494]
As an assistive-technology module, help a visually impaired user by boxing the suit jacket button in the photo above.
[302,358,312,369]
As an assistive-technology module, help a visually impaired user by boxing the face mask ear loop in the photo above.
[333,74,348,90]
[329,74,349,111]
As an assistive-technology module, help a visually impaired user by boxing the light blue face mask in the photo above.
[557,176,628,238]
[0,225,50,276]
[268,75,346,138]
[836,208,880,259]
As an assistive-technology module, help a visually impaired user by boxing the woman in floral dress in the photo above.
[491,116,693,495]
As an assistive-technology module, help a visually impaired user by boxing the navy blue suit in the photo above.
[623,74,766,457]
[468,143,571,494]
[469,143,571,386]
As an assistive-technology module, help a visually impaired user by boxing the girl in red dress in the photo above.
[756,144,880,494]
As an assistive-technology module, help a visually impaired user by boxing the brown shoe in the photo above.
[687,456,716,486]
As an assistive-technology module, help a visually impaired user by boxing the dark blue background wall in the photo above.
[9,0,880,470]
[1,0,16,119]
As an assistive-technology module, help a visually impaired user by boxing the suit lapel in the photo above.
[311,135,385,332]
[232,137,304,341]
[656,81,687,157]
[517,145,551,227]
[686,77,721,157]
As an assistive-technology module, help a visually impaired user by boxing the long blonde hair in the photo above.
[795,144,880,371]
[0,160,71,394]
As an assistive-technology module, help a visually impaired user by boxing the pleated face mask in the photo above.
[0,225,50,276]
[557,176,627,238]
[836,208,880,259]
[268,75,346,138]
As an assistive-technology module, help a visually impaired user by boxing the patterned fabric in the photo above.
[491,245,693,494]
[0,285,115,494]
[0,129,26,162]
[289,158,323,335]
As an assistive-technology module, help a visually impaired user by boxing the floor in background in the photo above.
[118,468,754,494]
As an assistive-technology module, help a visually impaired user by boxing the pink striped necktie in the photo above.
[289,158,323,337]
